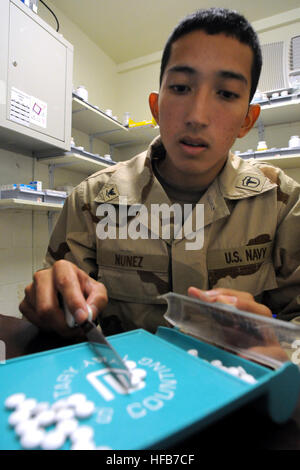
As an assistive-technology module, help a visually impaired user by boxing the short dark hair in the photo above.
[160,8,262,103]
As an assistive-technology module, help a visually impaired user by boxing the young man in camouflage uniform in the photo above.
[20,8,300,338]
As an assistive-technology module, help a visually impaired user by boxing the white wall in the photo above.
[0,4,299,317]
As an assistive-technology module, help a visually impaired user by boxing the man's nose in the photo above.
[184,88,211,128]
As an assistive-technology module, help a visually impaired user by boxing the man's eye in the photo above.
[169,84,190,94]
[218,90,239,100]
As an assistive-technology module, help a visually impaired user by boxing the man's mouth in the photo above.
[179,137,209,149]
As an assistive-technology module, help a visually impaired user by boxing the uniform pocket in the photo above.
[97,239,170,303]
[98,265,170,303]
[207,241,277,295]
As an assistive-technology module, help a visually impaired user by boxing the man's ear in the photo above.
[238,104,260,138]
[149,92,159,124]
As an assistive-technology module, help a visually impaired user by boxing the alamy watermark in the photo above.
[95,197,204,250]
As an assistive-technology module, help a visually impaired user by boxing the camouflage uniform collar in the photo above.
[95,137,277,205]
[148,137,277,199]
[218,152,277,199]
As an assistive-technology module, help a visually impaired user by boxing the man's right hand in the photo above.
[19,260,108,337]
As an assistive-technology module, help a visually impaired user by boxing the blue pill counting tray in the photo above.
[0,294,300,450]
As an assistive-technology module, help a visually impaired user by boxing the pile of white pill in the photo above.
[4,392,104,450]
[4,361,148,450]
[187,349,257,384]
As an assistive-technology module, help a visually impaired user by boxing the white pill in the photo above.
[51,398,69,411]
[55,407,75,421]
[70,425,94,443]
[66,393,87,407]
[130,375,142,386]
[40,429,66,450]
[125,360,137,370]
[241,373,257,384]
[8,408,31,427]
[5,393,26,410]
[227,367,240,377]
[74,401,95,419]
[187,349,198,357]
[36,409,56,427]
[15,418,39,437]
[211,359,223,367]
[20,428,46,449]
[17,398,37,413]
[132,368,147,380]
[71,440,96,450]
[32,402,50,416]
[237,366,247,376]
[56,418,79,437]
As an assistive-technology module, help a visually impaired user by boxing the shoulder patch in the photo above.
[98,184,119,202]
[234,174,265,192]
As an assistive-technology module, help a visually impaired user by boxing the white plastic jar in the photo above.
[289,136,300,148]
[75,86,88,101]
[257,141,268,151]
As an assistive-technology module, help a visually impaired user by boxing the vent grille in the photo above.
[257,41,287,93]
[290,35,300,71]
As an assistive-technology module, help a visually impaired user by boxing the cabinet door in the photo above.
[7,2,67,142]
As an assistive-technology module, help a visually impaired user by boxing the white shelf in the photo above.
[37,150,115,175]
[0,199,63,212]
[112,125,160,147]
[72,96,126,143]
[255,94,300,127]
[243,152,300,169]
[71,96,160,146]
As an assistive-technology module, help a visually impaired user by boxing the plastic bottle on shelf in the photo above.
[123,112,130,127]
[75,86,88,101]
[289,136,300,148]
[257,141,268,151]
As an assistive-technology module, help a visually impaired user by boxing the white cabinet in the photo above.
[0,0,73,152]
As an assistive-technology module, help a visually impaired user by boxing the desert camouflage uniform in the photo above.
[44,137,300,334]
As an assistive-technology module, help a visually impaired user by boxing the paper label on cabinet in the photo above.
[29,95,47,129]
[10,88,30,127]
[10,87,47,129]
